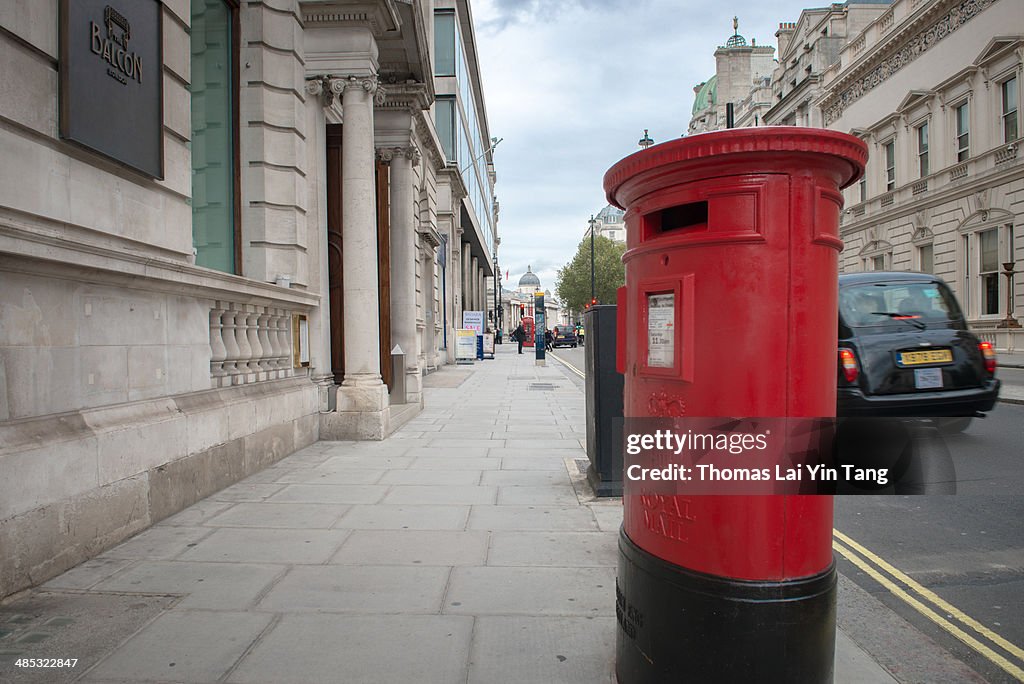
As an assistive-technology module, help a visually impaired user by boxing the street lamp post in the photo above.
[589,214,596,305]
[998,261,1020,328]
[493,255,500,333]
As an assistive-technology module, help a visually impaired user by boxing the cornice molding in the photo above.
[413,114,446,170]
[911,225,936,243]
[858,237,893,256]
[418,227,443,249]
[840,159,1024,235]
[299,1,400,35]
[441,165,468,202]
[822,0,997,125]
[376,81,431,113]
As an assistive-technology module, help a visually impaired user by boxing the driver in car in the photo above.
[851,293,878,325]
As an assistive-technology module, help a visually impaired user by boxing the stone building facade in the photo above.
[587,205,626,244]
[0,0,499,598]
[821,0,1023,350]
[683,0,1022,350]
[764,1,891,127]
[688,20,776,134]
[498,268,567,333]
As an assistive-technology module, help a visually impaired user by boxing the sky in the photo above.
[471,0,828,295]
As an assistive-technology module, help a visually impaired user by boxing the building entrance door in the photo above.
[325,125,394,392]
[326,125,345,385]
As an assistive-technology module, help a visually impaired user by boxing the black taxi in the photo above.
[837,272,1000,431]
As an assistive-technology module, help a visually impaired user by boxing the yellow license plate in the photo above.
[897,349,952,366]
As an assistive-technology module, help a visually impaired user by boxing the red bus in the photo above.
[521,316,535,347]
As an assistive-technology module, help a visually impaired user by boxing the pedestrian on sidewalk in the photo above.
[513,323,525,354]
[545,328,553,351]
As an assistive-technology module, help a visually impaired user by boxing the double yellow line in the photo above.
[549,352,585,379]
[555,353,1021,678]
[833,529,1024,681]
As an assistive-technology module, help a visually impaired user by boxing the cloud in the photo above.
[472,0,824,301]
[478,0,641,33]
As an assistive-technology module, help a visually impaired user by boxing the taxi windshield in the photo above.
[839,281,962,331]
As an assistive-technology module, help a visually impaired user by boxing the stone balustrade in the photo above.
[995,145,1018,165]
[209,302,294,386]
[843,140,1022,224]
[878,10,894,32]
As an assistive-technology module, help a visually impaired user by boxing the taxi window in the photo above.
[839,281,961,331]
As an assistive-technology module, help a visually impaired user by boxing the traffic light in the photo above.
[591,297,598,307]
[519,304,525,315]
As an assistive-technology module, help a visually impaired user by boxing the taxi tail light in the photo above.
[838,348,858,383]
[979,341,996,375]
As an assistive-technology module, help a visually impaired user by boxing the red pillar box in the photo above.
[604,128,866,683]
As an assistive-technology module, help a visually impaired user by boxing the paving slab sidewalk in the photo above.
[1,344,898,683]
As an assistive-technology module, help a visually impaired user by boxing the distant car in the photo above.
[552,327,578,348]
[837,272,1000,433]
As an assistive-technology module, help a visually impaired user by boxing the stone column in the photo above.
[417,231,441,371]
[303,78,336,406]
[388,146,423,405]
[470,256,479,313]
[461,242,472,323]
[474,265,481,313]
[421,244,436,370]
[446,226,462,364]
[478,268,486,316]
[328,75,389,439]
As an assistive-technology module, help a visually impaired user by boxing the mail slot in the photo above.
[605,127,867,683]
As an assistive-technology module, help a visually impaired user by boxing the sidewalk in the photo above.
[996,350,1024,404]
[998,351,1024,368]
[2,345,896,683]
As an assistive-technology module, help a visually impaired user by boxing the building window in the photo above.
[918,243,934,274]
[916,121,929,178]
[859,176,866,203]
[191,0,238,274]
[955,102,969,162]
[872,255,885,271]
[435,96,456,162]
[434,10,456,77]
[979,228,1000,315]
[964,225,1010,317]
[884,140,895,191]
[1002,76,1018,143]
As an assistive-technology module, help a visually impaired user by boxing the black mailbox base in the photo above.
[616,529,837,684]
[586,464,622,497]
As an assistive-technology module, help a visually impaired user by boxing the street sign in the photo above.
[455,329,476,363]
[534,292,545,364]
[462,311,484,333]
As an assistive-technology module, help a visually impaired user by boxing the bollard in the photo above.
[584,305,624,496]
[604,128,866,683]
[390,345,406,405]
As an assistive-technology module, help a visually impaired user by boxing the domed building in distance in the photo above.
[687,17,775,135]
[501,265,569,333]
[516,265,542,294]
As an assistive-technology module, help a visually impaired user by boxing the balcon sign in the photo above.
[60,0,163,178]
